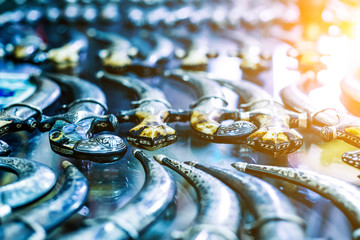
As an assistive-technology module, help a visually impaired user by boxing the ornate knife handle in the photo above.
[38,103,126,162]
[39,112,117,133]
[189,97,257,144]
[117,99,179,150]
[234,105,311,157]
[0,103,43,156]
[320,122,360,169]
[0,103,41,134]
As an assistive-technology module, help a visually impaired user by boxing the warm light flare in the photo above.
[310,35,349,108]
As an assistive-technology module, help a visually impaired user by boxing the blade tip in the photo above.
[232,162,248,172]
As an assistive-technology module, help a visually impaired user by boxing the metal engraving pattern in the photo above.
[164,69,257,144]
[40,73,127,162]
[0,157,56,209]
[186,161,305,240]
[214,75,307,157]
[0,161,88,240]
[0,75,60,155]
[154,154,240,240]
[232,162,360,238]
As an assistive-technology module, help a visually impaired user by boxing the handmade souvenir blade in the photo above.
[212,75,309,157]
[39,73,127,163]
[100,71,180,150]
[129,32,175,76]
[280,80,360,168]
[0,161,88,240]
[223,30,271,76]
[232,162,360,239]
[44,27,88,69]
[0,157,56,216]
[186,162,305,240]
[2,24,47,62]
[87,28,138,74]
[169,31,218,72]
[164,69,257,144]
[59,150,176,240]
[2,24,87,69]
[0,74,60,155]
[154,154,241,240]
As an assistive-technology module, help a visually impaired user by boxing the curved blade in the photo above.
[102,72,178,150]
[186,162,305,240]
[0,161,88,240]
[164,69,257,144]
[154,154,240,240]
[39,73,127,163]
[0,74,60,156]
[0,157,56,210]
[58,150,176,240]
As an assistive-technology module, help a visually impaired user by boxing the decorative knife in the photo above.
[186,161,306,240]
[154,154,241,240]
[0,74,60,156]
[100,71,179,150]
[44,27,88,70]
[223,30,271,76]
[3,24,87,69]
[0,157,56,218]
[212,74,309,157]
[164,69,257,144]
[39,73,127,163]
[0,161,88,240]
[129,32,175,76]
[2,24,47,62]
[87,28,138,74]
[232,162,360,239]
[58,149,176,240]
[280,79,360,168]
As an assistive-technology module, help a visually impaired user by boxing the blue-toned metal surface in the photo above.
[0,72,36,107]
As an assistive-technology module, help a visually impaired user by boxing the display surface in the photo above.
[0,0,360,240]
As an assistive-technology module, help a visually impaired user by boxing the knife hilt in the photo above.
[117,100,177,150]
[234,108,308,157]
[189,103,257,144]
[0,103,42,136]
[39,112,117,133]
[44,115,125,162]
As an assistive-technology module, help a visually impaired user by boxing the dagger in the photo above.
[0,157,56,218]
[100,71,181,150]
[39,73,127,163]
[0,73,60,156]
[281,79,360,168]
[154,154,241,240]
[133,31,175,73]
[87,28,138,75]
[44,27,88,70]
[164,69,257,144]
[232,162,360,239]
[210,74,309,157]
[2,23,87,69]
[0,161,88,240]
[58,150,176,240]
[93,30,181,150]
[186,161,306,240]
[2,24,47,62]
